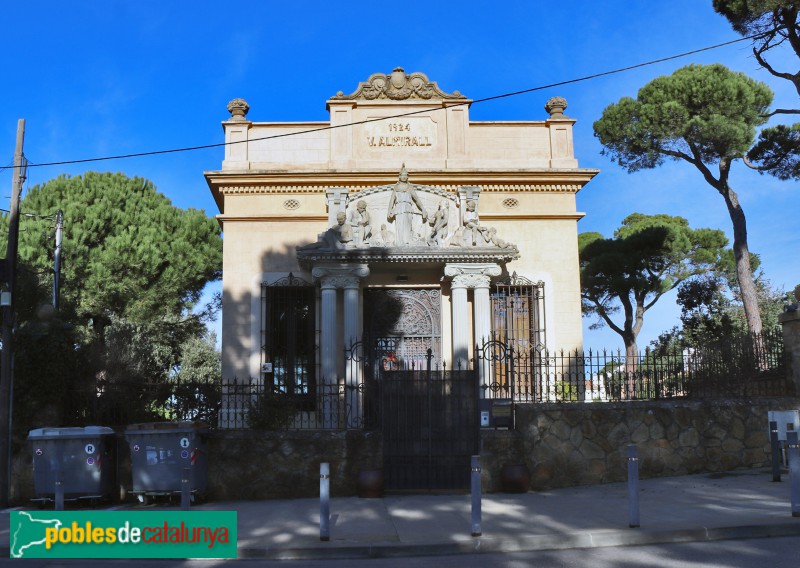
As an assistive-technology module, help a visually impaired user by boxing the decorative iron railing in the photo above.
[476,329,788,403]
[51,330,789,432]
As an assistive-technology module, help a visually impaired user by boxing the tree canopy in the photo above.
[594,64,772,339]
[0,172,222,433]
[713,1,800,95]
[3,172,222,330]
[580,213,727,361]
[713,1,800,179]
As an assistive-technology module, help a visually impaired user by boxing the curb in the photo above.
[237,522,800,560]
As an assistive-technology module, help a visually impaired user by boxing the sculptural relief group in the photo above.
[300,165,516,252]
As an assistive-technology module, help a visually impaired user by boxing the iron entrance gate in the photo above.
[374,363,479,492]
[362,288,478,492]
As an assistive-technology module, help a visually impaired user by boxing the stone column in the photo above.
[319,280,338,428]
[343,279,362,428]
[450,278,470,370]
[779,310,800,395]
[472,276,493,388]
[313,264,370,429]
[444,263,501,372]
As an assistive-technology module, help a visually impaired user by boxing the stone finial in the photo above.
[545,97,568,118]
[227,98,250,121]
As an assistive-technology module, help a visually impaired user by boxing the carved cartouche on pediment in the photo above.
[332,68,467,101]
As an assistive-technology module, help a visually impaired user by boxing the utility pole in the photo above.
[0,119,26,506]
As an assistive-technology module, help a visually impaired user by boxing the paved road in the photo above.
[0,536,797,567]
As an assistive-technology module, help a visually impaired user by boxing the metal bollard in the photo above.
[55,476,64,511]
[320,463,330,541]
[787,431,800,518]
[770,421,782,482]
[627,444,640,528]
[471,455,482,537]
[181,468,191,511]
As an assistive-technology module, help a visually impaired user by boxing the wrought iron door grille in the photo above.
[488,276,546,400]
[364,288,442,369]
[261,274,317,405]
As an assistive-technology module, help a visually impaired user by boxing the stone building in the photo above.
[204,68,597,428]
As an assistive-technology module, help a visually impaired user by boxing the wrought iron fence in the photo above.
[477,329,789,403]
[51,330,790,432]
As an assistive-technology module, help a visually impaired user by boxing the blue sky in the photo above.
[1,1,797,352]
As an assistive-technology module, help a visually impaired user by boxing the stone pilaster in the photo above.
[325,188,349,226]
[779,310,800,396]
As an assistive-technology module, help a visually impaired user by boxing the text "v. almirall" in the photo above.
[366,136,432,147]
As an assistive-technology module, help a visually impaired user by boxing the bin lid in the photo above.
[27,426,115,440]
[125,421,209,433]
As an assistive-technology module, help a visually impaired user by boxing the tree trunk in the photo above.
[720,183,763,337]
[720,182,768,369]
[623,333,638,398]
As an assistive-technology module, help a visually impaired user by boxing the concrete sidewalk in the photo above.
[3,468,800,560]
[182,467,800,559]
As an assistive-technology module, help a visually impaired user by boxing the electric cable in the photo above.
[0,27,786,172]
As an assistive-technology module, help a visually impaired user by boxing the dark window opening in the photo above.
[261,274,316,406]
[488,275,546,398]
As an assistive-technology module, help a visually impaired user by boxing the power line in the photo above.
[0,208,56,219]
[0,29,778,172]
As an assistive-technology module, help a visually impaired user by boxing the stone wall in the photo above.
[11,398,800,503]
[202,398,800,497]
[480,398,800,491]
[206,430,382,500]
[779,310,800,395]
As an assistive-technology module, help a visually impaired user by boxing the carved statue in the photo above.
[350,199,372,246]
[387,164,428,246]
[486,227,514,248]
[298,211,353,250]
[463,200,490,246]
[449,227,465,247]
[338,211,354,247]
[379,224,395,246]
[427,201,450,246]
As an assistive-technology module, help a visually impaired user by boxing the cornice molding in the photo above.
[215,213,586,223]
[481,213,587,221]
[297,247,519,267]
[216,215,328,223]
[206,170,598,189]
[206,173,599,200]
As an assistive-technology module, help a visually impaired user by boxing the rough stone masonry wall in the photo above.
[206,429,382,500]
[779,309,800,395]
[10,399,800,503]
[480,398,800,492]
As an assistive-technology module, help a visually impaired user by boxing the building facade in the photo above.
[205,68,597,426]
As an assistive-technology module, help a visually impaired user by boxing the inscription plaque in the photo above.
[364,117,436,150]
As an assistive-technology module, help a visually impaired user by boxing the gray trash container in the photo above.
[125,421,209,502]
[28,426,116,503]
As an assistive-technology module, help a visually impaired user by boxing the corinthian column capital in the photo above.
[312,263,370,289]
[443,263,501,289]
